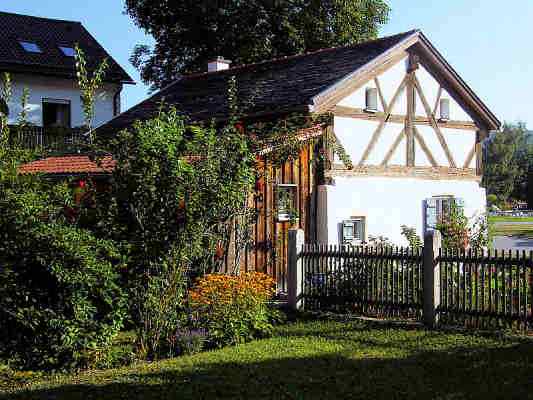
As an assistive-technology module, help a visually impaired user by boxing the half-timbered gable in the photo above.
[313,32,499,245]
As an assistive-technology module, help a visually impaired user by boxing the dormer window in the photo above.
[19,41,41,53]
[59,46,76,57]
[365,87,378,113]
[439,98,450,121]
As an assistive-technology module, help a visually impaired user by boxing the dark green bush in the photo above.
[0,221,127,370]
[0,159,126,370]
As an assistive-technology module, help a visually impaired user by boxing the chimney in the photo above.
[208,57,231,72]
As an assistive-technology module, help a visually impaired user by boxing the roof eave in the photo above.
[415,32,501,131]
[310,30,421,111]
[310,30,500,132]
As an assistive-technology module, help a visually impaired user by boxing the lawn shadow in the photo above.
[4,341,533,400]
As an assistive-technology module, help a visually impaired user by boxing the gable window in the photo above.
[365,87,378,112]
[439,98,450,121]
[275,184,298,222]
[59,46,76,57]
[113,91,121,116]
[42,99,71,128]
[424,195,464,234]
[19,41,42,53]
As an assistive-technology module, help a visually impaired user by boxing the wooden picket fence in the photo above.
[296,242,533,330]
[438,248,533,329]
[300,244,423,319]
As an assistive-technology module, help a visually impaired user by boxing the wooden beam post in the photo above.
[423,230,441,328]
[406,72,416,166]
[288,228,305,310]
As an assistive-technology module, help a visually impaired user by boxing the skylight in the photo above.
[19,41,41,53]
[59,46,76,57]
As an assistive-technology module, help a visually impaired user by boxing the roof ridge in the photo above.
[183,29,419,80]
[0,10,81,24]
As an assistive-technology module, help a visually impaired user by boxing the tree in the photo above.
[125,0,390,89]
[96,105,255,358]
[75,45,108,143]
[483,123,525,204]
[513,129,533,202]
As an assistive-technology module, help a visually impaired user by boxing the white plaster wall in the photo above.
[334,57,478,168]
[415,64,473,123]
[338,56,408,114]
[322,177,486,246]
[6,73,121,128]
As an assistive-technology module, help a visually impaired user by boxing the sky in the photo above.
[1,0,532,127]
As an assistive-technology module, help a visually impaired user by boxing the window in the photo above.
[19,41,41,53]
[424,195,464,234]
[439,98,450,121]
[59,46,76,57]
[365,87,378,112]
[42,99,71,128]
[113,91,121,116]
[275,184,298,222]
[341,217,366,245]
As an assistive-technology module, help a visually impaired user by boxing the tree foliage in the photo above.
[483,124,525,202]
[75,45,109,143]
[125,0,390,88]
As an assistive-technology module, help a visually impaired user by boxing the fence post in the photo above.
[288,228,305,310]
[423,230,441,328]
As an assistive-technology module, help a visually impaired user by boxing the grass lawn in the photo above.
[488,216,533,239]
[489,215,533,224]
[490,224,533,239]
[2,318,533,399]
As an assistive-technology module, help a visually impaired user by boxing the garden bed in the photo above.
[2,317,533,399]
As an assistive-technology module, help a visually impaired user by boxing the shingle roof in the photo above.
[96,31,417,136]
[0,11,134,83]
[18,155,116,175]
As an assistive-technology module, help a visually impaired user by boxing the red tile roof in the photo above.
[18,155,116,175]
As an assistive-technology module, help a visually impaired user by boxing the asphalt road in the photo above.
[493,235,533,251]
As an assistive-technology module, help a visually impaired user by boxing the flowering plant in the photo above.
[189,272,279,347]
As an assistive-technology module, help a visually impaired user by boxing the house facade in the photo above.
[0,11,133,135]
[25,30,499,288]
[319,50,489,245]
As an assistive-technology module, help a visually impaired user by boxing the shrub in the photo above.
[0,222,127,370]
[0,157,126,369]
[134,249,188,360]
[400,225,422,248]
[189,272,278,347]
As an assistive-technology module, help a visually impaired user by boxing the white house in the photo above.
[0,11,134,131]
[317,42,494,245]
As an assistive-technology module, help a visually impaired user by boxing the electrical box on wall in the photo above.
[340,217,366,245]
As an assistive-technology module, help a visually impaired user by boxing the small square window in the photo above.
[19,41,42,53]
[59,46,76,57]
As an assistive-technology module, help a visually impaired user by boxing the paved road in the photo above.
[493,235,533,251]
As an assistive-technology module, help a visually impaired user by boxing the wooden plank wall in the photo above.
[221,141,318,292]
